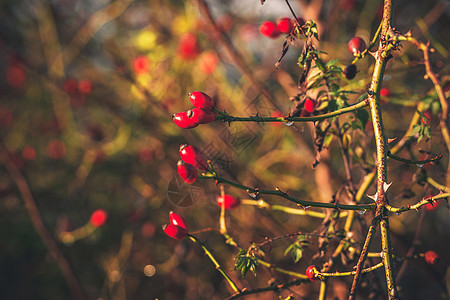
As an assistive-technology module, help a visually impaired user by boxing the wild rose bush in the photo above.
[0,0,448,299]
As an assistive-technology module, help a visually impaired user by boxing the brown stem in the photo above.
[348,214,381,300]
[0,143,86,300]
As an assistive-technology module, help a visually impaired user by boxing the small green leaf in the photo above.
[234,249,258,278]
[284,242,303,263]
[323,133,334,148]
[291,246,303,262]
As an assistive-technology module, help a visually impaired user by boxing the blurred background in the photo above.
[0,0,449,299]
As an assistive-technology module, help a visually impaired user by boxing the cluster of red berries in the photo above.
[163,211,189,240]
[89,209,108,228]
[177,144,208,184]
[172,91,215,129]
[217,194,240,210]
[259,17,305,39]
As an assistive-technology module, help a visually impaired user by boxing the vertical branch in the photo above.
[380,216,397,298]
[350,0,399,299]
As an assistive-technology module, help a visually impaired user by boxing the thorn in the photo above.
[383,182,392,193]
[387,137,397,144]
[367,192,378,202]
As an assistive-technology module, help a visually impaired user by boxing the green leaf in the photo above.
[353,108,370,130]
[323,133,334,148]
[291,246,303,262]
[234,249,258,277]
[284,242,303,263]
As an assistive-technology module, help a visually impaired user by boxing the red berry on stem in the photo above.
[343,64,357,80]
[189,91,214,111]
[180,144,208,171]
[90,209,108,227]
[424,250,439,264]
[306,265,320,281]
[163,224,188,240]
[277,17,293,34]
[169,211,189,231]
[177,160,197,184]
[172,111,199,129]
[259,21,281,38]
[217,194,240,210]
[348,37,366,55]
[189,108,215,124]
[304,98,317,113]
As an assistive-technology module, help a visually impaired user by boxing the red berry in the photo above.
[180,144,208,171]
[172,111,199,129]
[424,250,440,264]
[343,64,357,80]
[348,37,366,55]
[189,108,215,124]
[22,145,36,161]
[177,160,197,184]
[6,64,26,88]
[63,78,78,95]
[90,209,108,227]
[425,201,439,211]
[277,17,293,34]
[78,79,92,95]
[259,21,281,38]
[163,224,187,240]
[189,91,214,111]
[306,265,320,281]
[380,87,391,97]
[304,98,317,113]
[46,139,66,159]
[217,194,240,210]
[177,32,200,60]
[133,55,151,74]
[138,147,154,163]
[169,211,189,231]
[199,51,218,75]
